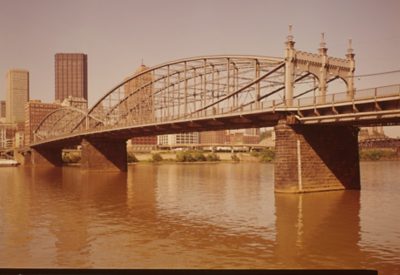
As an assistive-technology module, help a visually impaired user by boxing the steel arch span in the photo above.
[34,106,104,143]
[36,54,319,142]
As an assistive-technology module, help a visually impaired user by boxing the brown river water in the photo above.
[0,161,399,273]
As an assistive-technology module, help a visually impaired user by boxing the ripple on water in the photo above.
[0,163,399,274]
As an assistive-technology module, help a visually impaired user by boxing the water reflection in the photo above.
[0,163,399,273]
[155,163,275,237]
[274,191,363,268]
[0,168,35,266]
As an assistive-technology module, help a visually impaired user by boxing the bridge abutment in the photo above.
[32,146,63,167]
[274,120,360,193]
[80,138,127,171]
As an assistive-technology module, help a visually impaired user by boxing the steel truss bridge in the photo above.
[26,32,400,193]
[32,55,400,147]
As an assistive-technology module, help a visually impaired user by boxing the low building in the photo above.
[24,100,61,145]
[128,136,158,151]
[60,96,88,111]
[359,126,386,141]
[0,123,17,149]
[158,132,199,146]
[226,128,260,145]
[199,130,227,145]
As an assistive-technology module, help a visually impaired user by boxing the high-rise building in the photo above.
[125,64,157,147]
[24,100,60,145]
[6,69,29,124]
[55,53,87,102]
[0,100,6,119]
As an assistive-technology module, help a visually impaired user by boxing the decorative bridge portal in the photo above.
[31,31,400,193]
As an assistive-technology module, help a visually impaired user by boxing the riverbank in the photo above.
[61,148,399,165]
[359,148,400,161]
[127,150,273,163]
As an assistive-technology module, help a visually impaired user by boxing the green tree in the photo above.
[152,153,163,162]
[127,152,139,163]
[231,154,240,162]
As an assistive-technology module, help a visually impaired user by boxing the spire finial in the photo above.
[347,38,354,54]
[320,32,326,49]
[287,25,294,42]
[141,58,144,66]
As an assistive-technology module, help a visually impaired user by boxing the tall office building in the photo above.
[6,69,29,124]
[0,100,6,119]
[55,53,88,101]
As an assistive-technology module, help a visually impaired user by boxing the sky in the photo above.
[0,0,399,136]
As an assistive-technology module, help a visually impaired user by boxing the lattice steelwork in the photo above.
[88,56,288,126]
[34,55,323,142]
[34,107,102,142]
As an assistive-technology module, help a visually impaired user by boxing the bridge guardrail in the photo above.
[293,84,400,108]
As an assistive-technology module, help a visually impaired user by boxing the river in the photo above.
[0,161,399,273]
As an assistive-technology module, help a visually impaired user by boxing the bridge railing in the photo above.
[292,84,400,108]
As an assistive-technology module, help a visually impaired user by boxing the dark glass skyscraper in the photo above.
[55,53,87,101]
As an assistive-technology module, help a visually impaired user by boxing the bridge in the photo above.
[29,31,400,193]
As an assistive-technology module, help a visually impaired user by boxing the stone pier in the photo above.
[274,120,360,193]
[80,138,127,171]
[14,149,31,166]
[32,146,63,167]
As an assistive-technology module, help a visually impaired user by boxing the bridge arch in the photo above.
[73,55,291,131]
[34,43,356,142]
[33,106,103,142]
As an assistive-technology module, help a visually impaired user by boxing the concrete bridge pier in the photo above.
[274,119,360,193]
[80,138,127,171]
[32,146,63,167]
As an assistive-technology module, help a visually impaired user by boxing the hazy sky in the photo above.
[1,0,399,136]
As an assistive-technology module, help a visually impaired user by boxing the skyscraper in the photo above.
[55,53,88,102]
[0,100,6,119]
[6,69,29,124]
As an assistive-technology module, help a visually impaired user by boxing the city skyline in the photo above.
[0,0,399,136]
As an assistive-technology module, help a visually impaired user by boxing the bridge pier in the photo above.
[274,120,360,193]
[80,138,127,171]
[32,146,63,167]
[14,149,31,166]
